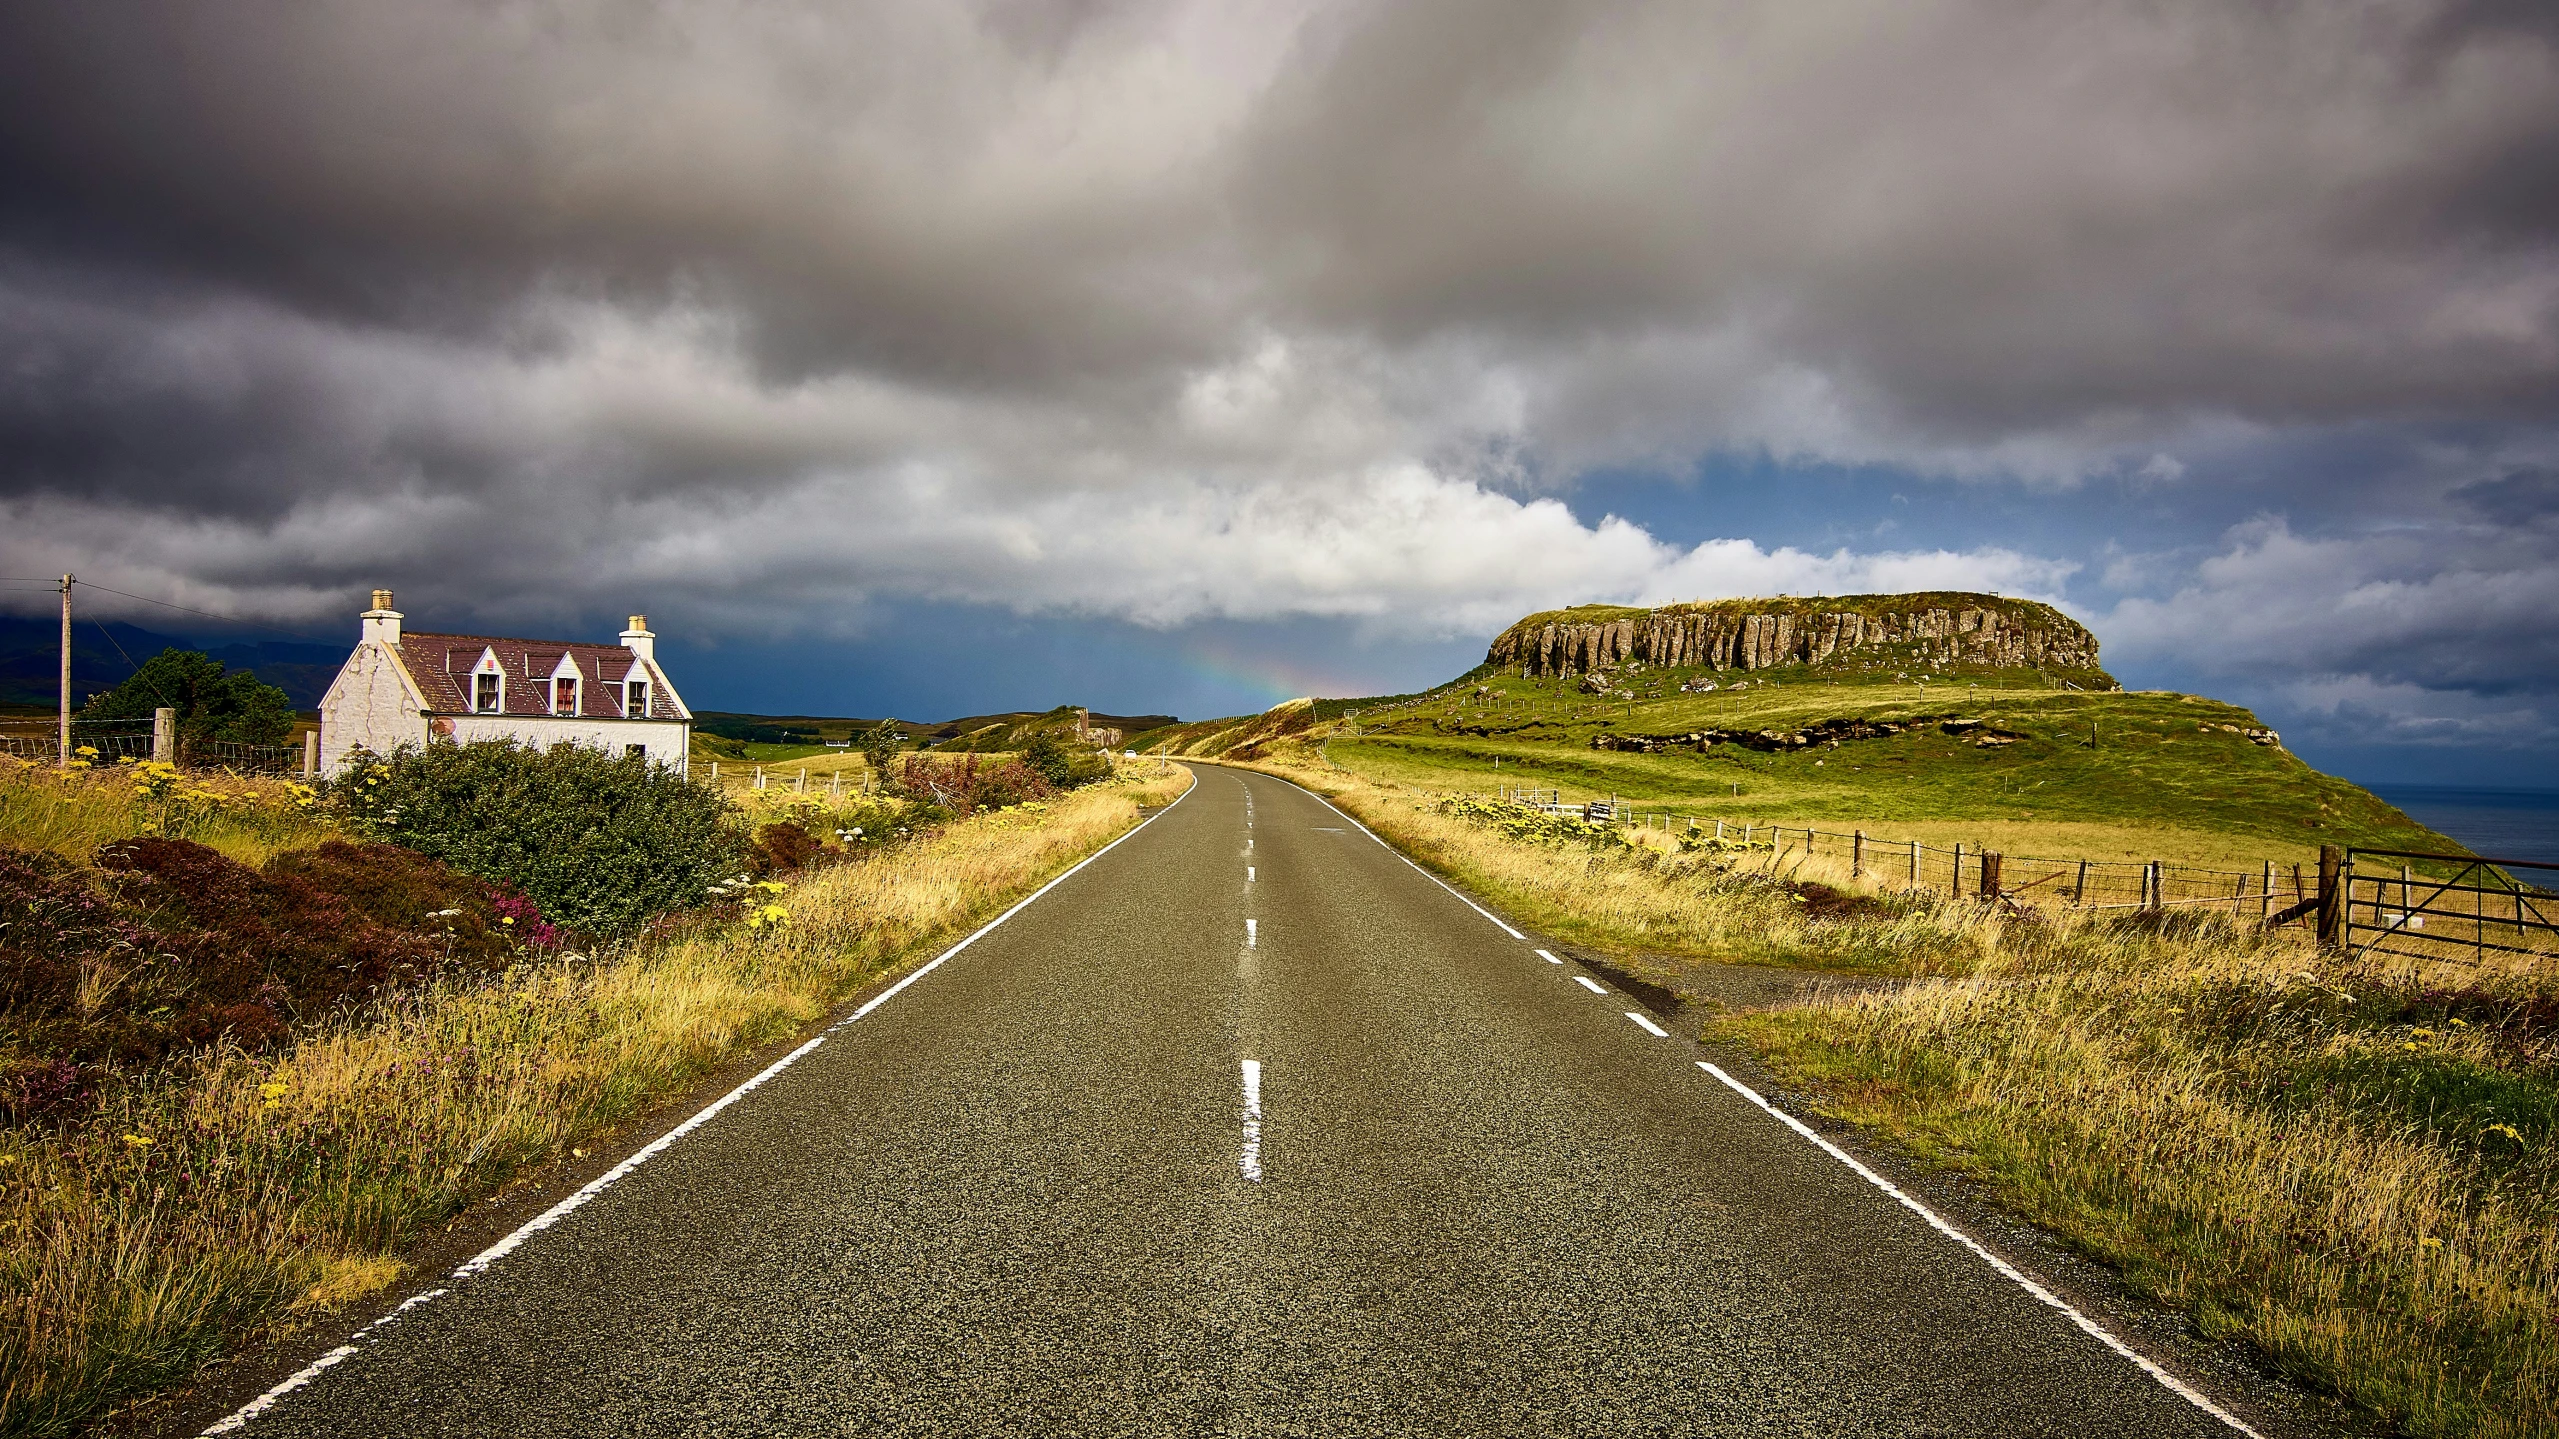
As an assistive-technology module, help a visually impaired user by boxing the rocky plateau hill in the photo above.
[1485,593,2112,687]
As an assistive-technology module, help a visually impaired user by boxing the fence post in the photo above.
[2146,860,2161,910]
[302,729,320,778]
[1953,843,1964,897]
[1852,829,1864,879]
[798,766,808,793]
[754,766,764,790]
[2261,860,2273,921]
[152,707,175,763]
[2315,844,2345,946]
[1982,851,2002,899]
[2074,859,2088,905]
[1910,840,1920,886]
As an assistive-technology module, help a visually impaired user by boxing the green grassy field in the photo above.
[1144,668,2456,870]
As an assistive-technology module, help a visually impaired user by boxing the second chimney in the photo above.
[362,589,402,646]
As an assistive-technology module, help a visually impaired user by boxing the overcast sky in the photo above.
[3,1,2555,782]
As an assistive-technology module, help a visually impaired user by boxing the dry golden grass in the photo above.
[1228,745,2557,1438]
[1727,941,2558,1439]
[1224,744,1996,976]
[0,758,336,871]
[0,762,1191,1437]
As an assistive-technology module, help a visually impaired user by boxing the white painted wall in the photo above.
[319,642,428,774]
[447,715,691,773]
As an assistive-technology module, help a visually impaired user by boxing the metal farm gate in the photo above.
[2337,847,2559,969]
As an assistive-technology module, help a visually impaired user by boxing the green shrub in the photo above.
[1023,730,1074,787]
[333,741,744,937]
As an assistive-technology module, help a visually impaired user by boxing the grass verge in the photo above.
[1722,944,2556,1439]
[0,763,1190,1437]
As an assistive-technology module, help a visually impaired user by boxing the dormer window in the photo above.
[625,678,649,717]
[474,672,502,713]
[553,676,579,715]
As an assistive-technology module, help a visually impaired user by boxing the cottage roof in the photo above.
[397,631,685,719]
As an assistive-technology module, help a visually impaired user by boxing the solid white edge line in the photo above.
[1624,1011,1669,1037]
[1695,1062,2262,1438]
[200,1287,449,1435]
[1572,974,1608,995]
[1253,771,1526,939]
[1534,948,1562,964]
[200,772,1199,1437]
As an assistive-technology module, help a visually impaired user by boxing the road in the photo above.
[210,766,2278,1437]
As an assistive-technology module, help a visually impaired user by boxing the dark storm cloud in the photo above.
[0,0,2552,760]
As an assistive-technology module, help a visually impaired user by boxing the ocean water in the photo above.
[2369,785,2559,868]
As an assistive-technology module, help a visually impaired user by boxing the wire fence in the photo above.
[691,760,878,799]
[1671,815,2317,917]
[0,721,306,775]
[1480,786,2549,929]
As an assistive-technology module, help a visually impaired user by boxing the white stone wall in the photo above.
[447,715,691,773]
[319,643,428,773]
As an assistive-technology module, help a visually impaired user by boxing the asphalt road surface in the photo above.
[213,767,2278,1438]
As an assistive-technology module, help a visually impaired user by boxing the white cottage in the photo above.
[318,591,692,775]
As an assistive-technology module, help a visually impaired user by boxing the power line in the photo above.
[66,579,347,648]
[89,617,178,713]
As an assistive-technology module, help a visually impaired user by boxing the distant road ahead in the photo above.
[216,767,2281,1437]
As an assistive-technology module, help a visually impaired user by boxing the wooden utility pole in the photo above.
[57,574,72,769]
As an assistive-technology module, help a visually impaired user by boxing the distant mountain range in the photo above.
[0,615,348,712]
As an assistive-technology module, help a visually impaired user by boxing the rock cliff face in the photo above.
[1485,593,2109,682]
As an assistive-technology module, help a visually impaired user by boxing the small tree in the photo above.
[78,648,296,749]
[334,739,745,938]
[862,722,904,791]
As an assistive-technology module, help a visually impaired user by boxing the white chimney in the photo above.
[621,614,654,662]
[362,589,402,646]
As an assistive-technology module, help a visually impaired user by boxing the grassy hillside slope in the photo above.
[1137,603,2456,867]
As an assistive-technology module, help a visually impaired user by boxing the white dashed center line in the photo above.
[1624,1011,1668,1037]
[1247,867,1255,881]
[1246,919,1258,947]
[1534,948,1562,964]
[1571,975,1607,995]
[1239,1059,1265,1182]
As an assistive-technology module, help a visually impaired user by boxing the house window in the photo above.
[474,673,501,712]
[626,679,649,716]
[553,676,579,715]
[625,743,647,759]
